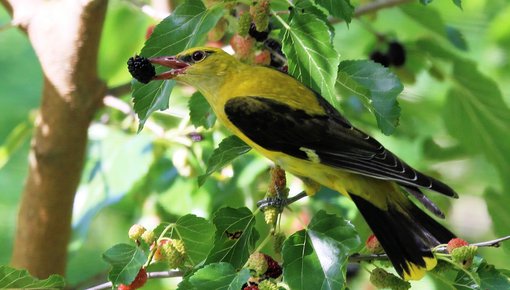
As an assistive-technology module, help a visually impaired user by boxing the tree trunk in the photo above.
[1,0,108,278]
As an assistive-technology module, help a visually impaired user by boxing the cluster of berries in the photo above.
[127,55,155,84]
[230,0,285,70]
[242,252,283,290]
[447,238,477,269]
[369,41,406,68]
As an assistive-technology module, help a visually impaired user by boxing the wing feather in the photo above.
[224,95,458,198]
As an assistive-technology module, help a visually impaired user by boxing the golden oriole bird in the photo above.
[146,47,457,281]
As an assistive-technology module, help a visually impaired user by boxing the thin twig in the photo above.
[354,0,414,17]
[330,0,414,25]
[472,235,510,248]
[107,82,132,97]
[348,235,510,263]
[84,270,184,290]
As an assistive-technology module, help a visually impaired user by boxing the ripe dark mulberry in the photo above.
[369,50,390,67]
[127,55,156,84]
[249,22,269,42]
[387,41,406,67]
[263,254,282,279]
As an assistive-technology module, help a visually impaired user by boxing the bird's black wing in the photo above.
[224,95,458,199]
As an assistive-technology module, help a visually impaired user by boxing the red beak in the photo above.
[149,56,189,80]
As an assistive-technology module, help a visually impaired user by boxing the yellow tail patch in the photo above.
[402,257,437,281]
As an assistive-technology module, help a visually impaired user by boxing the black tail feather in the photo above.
[351,194,455,279]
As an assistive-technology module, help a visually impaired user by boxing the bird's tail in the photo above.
[350,193,455,280]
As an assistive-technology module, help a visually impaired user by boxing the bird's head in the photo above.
[149,47,240,85]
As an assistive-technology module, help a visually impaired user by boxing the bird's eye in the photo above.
[191,51,206,62]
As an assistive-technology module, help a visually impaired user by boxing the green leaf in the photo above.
[336,60,402,135]
[185,263,250,290]
[478,260,510,289]
[132,0,224,130]
[282,210,360,290]
[102,243,147,286]
[452,0,462,9]
[443,61,510,178]
[205,207,259,269]
[0,119,32,170]
[169,215,216,266]
[0,265,65,289]
[294,0,334,35]
[189,91,216,129]
[446,26,468,51]
[400,4,466,49]
[281,12,340,108]
[314,0,354,24]
[198,135,251,186]
[133,79,175,132]
[485,189,510,252]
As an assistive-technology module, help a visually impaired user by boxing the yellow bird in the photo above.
[148,47,457,281]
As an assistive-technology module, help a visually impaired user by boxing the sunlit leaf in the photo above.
[132,0,224,130]
[184,263,250,290]
[0,266,65,289]
[189,91,216,129]
[314,0,354,24]
[102,243,147,286]
[198,135,251,186]
[0,119,32,170]
[205,207,259,268]
[282,210,360,290]
[336,60,402,135]
[166,215,216,266]
[281,12,340,108]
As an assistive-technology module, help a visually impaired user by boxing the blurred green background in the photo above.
[1,0,509,289]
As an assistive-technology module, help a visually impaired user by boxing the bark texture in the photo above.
[2,0,108,278]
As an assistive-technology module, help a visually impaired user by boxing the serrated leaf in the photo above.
[478,260,510,289]
[189,91,216,129]
[169,215,216,266]
[205,207,259,269]
[132,0,224,130]
[185,263,250,290]
[401,4,466,50]
[281,13,340,108]
[443,61,510,178]
[0,265,65,289]
[294,0,334,35]
[336,60,402,135]
[282,210,360,290]
[314,0,354,23]
[133,79,174,132]
[198,135,251,186]
[102,243,147,286]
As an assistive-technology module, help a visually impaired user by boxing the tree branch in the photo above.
[348,235,510,263]
[85,270,184,290]
[4,0,108,278]
[354,0,414,17]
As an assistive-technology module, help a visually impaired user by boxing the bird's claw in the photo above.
[257,196,288,212]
